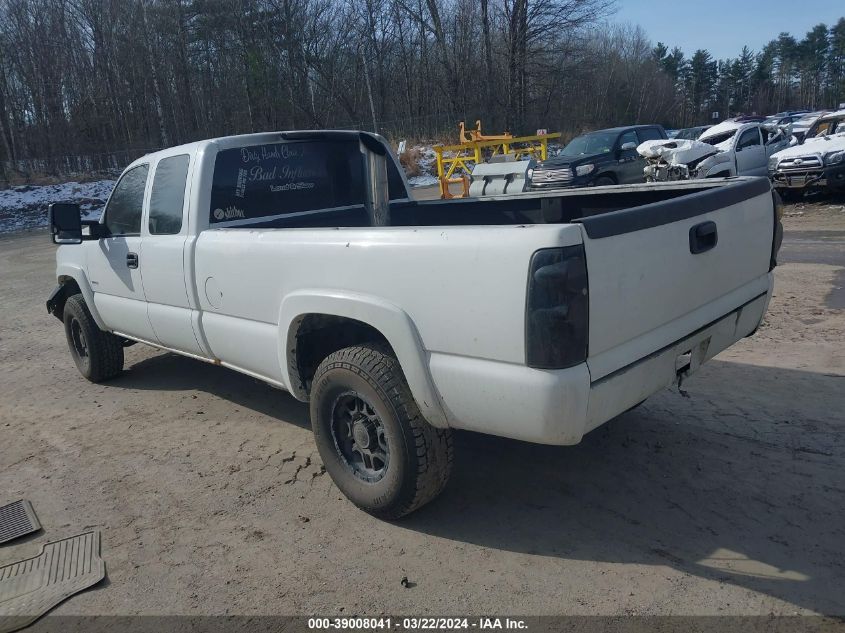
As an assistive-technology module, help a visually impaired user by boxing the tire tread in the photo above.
[312,343,453,519]
[64,294,124,382]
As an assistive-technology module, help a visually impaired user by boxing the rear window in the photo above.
[210,140,366,224]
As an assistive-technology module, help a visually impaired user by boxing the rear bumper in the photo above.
[583,289,770,434]
[428,282,772,446]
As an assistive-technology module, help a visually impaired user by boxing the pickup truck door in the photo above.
[87,164,159,341]
[139,153,207,357]
[735,128,766,176]
[614,130,643,184]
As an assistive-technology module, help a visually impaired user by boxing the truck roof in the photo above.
[124,130,377,171]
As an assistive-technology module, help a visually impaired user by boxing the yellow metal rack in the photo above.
[433,122,561,198]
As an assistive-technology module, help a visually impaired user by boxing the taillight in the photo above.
[525,245,589,369]
[770,189,784,271]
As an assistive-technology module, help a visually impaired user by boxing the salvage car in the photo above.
[639,119,790,181]
[47,130,782,518]
[769,109,845,198]
[529,125,666,189]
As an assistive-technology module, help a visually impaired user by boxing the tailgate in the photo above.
[576,178,775,381]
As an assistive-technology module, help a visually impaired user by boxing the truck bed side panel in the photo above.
[193,225,585,381]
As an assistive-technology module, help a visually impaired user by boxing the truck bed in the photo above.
[219,178,762,230]
[194,175,776,441]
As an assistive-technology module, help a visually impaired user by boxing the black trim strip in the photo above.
[575,177,772,239]
[590,290,769,386]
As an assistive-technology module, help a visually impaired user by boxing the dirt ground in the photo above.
[1,191,844,618]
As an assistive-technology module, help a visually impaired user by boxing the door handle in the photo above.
[689,221,718,254]
[126,252,139,268]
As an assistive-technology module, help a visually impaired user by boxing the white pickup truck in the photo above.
[47,131,783,518]
[639,120,790,182]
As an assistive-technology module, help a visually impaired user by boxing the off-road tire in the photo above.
[310,343,453,519]
[63,294,124,382]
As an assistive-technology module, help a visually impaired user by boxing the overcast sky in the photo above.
[612,0,844,60]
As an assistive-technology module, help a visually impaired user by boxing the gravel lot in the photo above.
[1,191,843,618]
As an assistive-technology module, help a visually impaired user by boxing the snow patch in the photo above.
[0,180,114,234]
[408,175,439,187]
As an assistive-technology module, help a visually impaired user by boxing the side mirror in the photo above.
[620,142,637,151]
[49,203,82,244]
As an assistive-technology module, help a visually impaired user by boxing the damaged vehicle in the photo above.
[769,109,845,198]
[639,120,790,182]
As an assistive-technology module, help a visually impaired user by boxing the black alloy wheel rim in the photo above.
[70,318,88,359]
[330,391,390,483]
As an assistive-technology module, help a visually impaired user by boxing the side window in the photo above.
[618,130,638,149]
[104,164,149,236]
[149,155,190,235]
[738,129,761,149]
[637,127,663,143]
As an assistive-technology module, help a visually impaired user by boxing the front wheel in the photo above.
[310,344,453,519]
[63,294,124,382]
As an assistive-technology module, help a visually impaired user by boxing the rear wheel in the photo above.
[63,294,124,382]
[310,344,453,519]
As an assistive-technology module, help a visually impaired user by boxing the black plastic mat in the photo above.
[0,531,105,633]
[0,501,40,545]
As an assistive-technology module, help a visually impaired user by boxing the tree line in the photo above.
[0,0,844,182]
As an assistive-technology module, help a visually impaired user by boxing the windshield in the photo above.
[675,127,704,140]
[700,130,736,146]
[561,132,616,156]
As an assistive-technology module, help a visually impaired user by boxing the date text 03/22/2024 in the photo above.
[307,617,528,630]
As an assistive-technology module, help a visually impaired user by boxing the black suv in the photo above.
[530,125,667,189]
